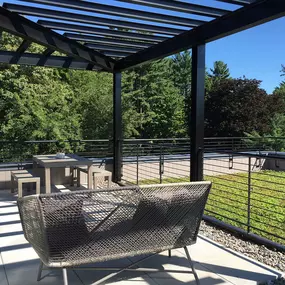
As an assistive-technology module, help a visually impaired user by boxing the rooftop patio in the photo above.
[0,1,285,284]
[0,189,283,285]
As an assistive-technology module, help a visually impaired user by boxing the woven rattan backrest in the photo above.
[17,182,211,266]
[139,182,212,246]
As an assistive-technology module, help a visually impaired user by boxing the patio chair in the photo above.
[17,181,211,285]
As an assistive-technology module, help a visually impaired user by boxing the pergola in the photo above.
[0,0,284,183]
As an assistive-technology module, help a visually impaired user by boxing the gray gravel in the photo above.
[199,221,285,284]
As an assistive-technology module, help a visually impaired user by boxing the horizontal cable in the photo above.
[205,209,248,226]
[207,198,247,212]
[206,202,247,218]
[249,225,285,240]
[250,212,284,226]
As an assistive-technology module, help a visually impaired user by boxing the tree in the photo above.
[205,78,284,137]
[122,59,187,138]
[0,65,81,142]
[68,70,113,139]
[171,50,192,133]
[209,61,230,81]
[171,50,192,98]
[245,113,285,151]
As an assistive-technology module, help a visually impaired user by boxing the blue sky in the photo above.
[206,17,285,94]
[2,0,284,93]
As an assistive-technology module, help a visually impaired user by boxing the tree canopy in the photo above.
[0,33,284,142]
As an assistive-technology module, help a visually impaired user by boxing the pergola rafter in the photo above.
[0,0,283,182]
[115,0,285,71]
[17,0,207,28]
[0,50,100,70]
[0,5,116,71]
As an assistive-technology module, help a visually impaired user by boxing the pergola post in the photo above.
[113,72,122,183]
[190,44,205,181]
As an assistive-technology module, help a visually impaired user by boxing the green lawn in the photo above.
[139,170,285,245]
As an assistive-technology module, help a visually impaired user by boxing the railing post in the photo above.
[113,72,122,183]
[247,157,251,233]
[159,145,164,184]
[136,143,139,185]
[190,44,205,181]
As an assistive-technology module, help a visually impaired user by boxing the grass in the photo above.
[139,170,285,245]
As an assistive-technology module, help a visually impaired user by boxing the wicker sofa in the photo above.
[17,182,211,285]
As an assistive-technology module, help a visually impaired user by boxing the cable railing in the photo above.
[0,137,284,249]
[121,139,285,250]
[121,136,285,184]
[204,151,285,249]
[0,139,113,167]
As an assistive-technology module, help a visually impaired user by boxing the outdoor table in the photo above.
[33,154,93,193]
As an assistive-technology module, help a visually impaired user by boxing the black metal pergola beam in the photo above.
[63,32,166,45]
[117,0,229,17]
[38,21,167,43]
[103,51,131,58]
[18,0,206,28]
[115,0,285,71]
[10,39,31,64]
[217,0,254,4]
[4,4,186,36]
[190,44,205,182]
[86,44,139,54]
[0,6,115,72]
[113,72,122,182]
[64,33,152,49]
[0,50,101,70]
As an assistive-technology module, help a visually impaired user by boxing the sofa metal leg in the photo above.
[168,250,171,258]
[184,246,200,285]
[37,261,43,281]
[63,268,68,285]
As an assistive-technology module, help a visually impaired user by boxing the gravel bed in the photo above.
[199,221,285,284]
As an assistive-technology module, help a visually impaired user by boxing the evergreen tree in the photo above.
[123,59,187,138]
[209,60,230,80]
[171,51,192,98]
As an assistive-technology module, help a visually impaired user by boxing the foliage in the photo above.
[244,113,285,151]
[205,78,285,137]
[209,60,230,80]
[206,171,285,245]
[171,50,192,133]
[123,59,187,138]
[0,65,81,142]
[1,32,285,142]
[68,70,113,139]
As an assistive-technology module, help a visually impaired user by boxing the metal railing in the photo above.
[121,139,285,250]
[122,138,190,184]
[121,136,285,185]
[0,137,284,249]
[0,136,284,165]
[204,151,285,250]
[0,139,112,166]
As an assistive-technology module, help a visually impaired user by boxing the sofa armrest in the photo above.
[17,195,49,263]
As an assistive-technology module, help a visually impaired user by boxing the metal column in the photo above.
[113,72,122,183]
[190,44,205,181]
